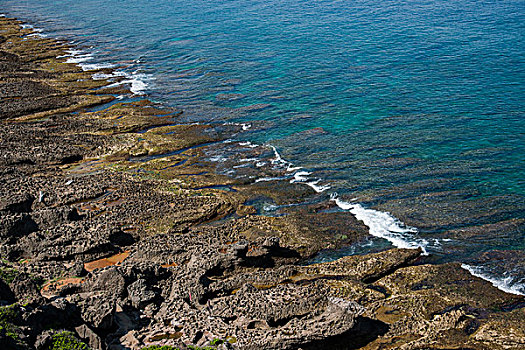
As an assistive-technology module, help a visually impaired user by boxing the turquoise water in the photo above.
[2,0,524,292]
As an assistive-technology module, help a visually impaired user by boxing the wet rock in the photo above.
[303,248,423,282]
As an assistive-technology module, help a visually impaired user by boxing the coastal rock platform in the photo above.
[0,17,523,350]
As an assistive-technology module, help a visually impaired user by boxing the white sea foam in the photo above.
[21,23,43,33]
[104,73,150,95]
[66,53,94,64]
[239,141,258,148]
[268,146,303,171]
[289,170,331,193]
[60,49,83,57]
[121,74,149,95]
[58,49,150,95]
[239,158,259,163]
[286,166,303,172]
[269,145,287,166]
[233,163,250,169]
[91,71,126,80]
[224,122,252,131]
[265,146,331,191]
[290,171,311,183]
[263,204,279,212]
[331,194,428,254]
[209,155,227,163]
[80,62,117,71]
[461,264,524,296]
[20,23,46,38]
[24,33,46,38]
[60,49,106,68]
[306,179,331,193]
[255,176,288,183]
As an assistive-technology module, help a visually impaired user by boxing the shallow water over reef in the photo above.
[2,0,524,293]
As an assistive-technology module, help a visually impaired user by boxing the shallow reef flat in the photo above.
[0,17,524,350]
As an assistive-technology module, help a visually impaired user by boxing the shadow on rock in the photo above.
[301,316,389,350]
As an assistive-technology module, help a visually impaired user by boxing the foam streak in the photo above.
[461,264,524,296]
[331,195,428,254]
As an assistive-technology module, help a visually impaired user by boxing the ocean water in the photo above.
[2,0,524,294]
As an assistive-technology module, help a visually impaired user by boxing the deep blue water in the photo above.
[2,0,524,293]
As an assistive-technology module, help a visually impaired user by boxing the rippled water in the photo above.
[2,0,524,293]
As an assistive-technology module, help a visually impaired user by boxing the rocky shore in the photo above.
[0,17,523,350]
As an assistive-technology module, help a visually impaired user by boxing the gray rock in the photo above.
[127,279,156,309]
[75,324,104,350]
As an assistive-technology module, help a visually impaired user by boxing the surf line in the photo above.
[330,193,429,255]
[461,264,524,296]
[57,48,151,96]
[263,145,429,253]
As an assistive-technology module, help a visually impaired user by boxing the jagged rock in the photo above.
[34,330,54,350]
[23,300,80,334]
[73,293,116,330]
[75,324,104,350]
[0,213,39,240]
[117,330,141,350]
[84,267,127,297]
[9,272,43,304]
[31,207,82,229]
[127,279,156,309]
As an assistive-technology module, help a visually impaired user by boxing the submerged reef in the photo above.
[0,17,523,350]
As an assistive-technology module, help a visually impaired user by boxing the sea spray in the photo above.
[290,171,311,183]
[58,49,150,95]
[461,264,525,296]
[268,145,329,191]
[330,193,428,254]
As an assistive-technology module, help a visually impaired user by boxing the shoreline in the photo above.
[9,12,524,297]
[1,16,524,350]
